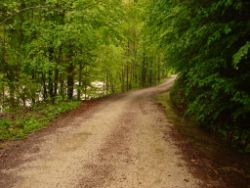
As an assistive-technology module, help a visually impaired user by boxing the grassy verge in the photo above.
[156,92,250,187]
[156,92,208,144]
[0,101,80,141]
[156,91,241,155]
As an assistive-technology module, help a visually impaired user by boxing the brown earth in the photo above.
[0,77,227,188]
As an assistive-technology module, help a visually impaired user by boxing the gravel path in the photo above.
[0,77,211,188]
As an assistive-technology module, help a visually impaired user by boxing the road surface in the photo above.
[0,77,221,188]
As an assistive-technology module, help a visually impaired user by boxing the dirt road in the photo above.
[0,77,220,188]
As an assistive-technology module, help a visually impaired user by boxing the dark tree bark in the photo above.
[67,62,74,100]
[53,65,59,101]
[42,73,47,101]
[59,76,65,100]
[77,63,83,100]
[141,52,146,87]
[48,70,54,101]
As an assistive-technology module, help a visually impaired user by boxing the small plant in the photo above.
[0,119,11,140]
[0,101,80,141]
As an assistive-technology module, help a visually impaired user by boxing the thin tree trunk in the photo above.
[77,63,83,100]
[67,62,74,100]
[157,55,161,84]
[53,65,59,102]
[141,52,146,87]
[60,77,65,100]
[42,73,47,101]
[31,71,36,105]
[9,82,15,107]
[48,70,54,102]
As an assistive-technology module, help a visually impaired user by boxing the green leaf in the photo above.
[233,42,250,69]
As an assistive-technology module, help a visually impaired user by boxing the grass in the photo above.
[0,101,80,141]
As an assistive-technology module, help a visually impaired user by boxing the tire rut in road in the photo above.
[77,112,136,188]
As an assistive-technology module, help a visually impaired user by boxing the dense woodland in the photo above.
[0,0,169,139]
[0,0,250,149]
[146,0,250,149]
[0,0,168,110]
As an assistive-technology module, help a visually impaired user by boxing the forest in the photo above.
[0,0,250,150]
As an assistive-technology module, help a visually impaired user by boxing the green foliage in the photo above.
[0,119,11,140]
[0,0,175,141]
[233,42,250,69]
[0,101,80,140]
[0,0,167,108]
[146,0,250,149]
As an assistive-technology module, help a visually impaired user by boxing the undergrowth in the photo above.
[156,91,250,187]
[0,101,80,141]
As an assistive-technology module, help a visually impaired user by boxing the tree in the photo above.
[145,0,250,147]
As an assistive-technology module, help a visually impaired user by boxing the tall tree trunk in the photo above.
[120,68,125,92]
[47,44,55,103]
[106,73,109,94]
[0,86,4,112]
[149,59,153,86]
[126,63,129,91]
[60,77,65,100]
[18,1,25,46]
[48,70,54,102]
[8,81,15,107]
[157,55,161,84]
[53,65,59,102]
[83,68,88,100]
[31,71,36,105]
[67,62,74,100]
[42,73,47,101]
[141,52,146,87]
[77,63,83,100]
